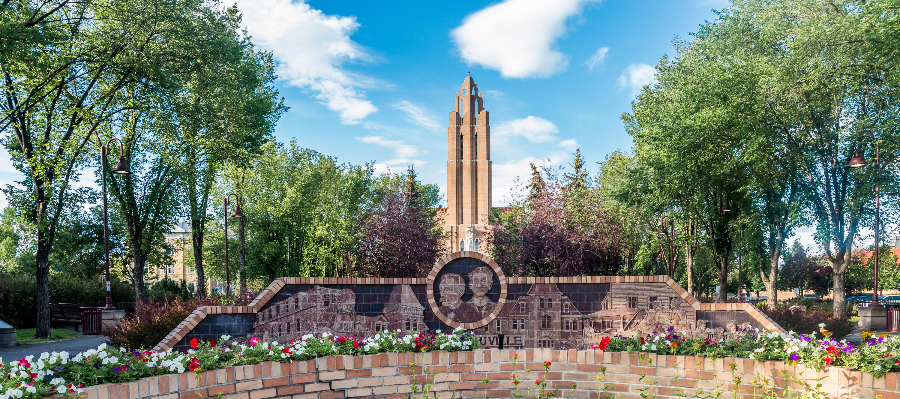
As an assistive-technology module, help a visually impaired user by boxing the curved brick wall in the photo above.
[155,272,783,352]
[79,349,889,399]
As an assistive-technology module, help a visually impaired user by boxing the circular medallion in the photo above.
[426,252,507,330]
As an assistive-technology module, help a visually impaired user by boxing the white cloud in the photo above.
[356,136,428,174]
[394,100,441,132]
[492,154,569,205]
[234,0,377,124]
[557,139,579,152]
[585,46,609,72]
[617,63,657,96]
[493,116,559,143]
[451,0,597,78]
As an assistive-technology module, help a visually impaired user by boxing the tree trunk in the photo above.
[717,255,728,303]
[192,220,206,297]
[685,240,694,295]
[132,251,147,305]
[239,216,247,294]
[34,247,51,339]
[832,265,848,320]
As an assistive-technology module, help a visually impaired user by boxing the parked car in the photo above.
[802,294,820,300]
[881,295,900,305]
[846,295,871,303]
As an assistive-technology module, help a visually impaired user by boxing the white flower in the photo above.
[56,386,67,394]
[818,323,825,328]
[651,344,657,350]
[24,386,35,394]
[221,335,232,342]
[875,365,883,371]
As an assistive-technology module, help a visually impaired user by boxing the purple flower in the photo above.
[790,354,798,362]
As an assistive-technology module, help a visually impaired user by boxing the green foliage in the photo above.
[0,273,133,328]
[214,141,373,283]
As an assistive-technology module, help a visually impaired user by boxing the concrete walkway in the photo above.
[0,335,108,362]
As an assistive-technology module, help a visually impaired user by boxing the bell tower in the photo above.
[445,74,491,253]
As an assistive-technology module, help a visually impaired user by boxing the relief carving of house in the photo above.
[253,285,427,342]
[478,284,583,349]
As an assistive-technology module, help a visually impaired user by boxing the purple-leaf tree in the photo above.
[354,167,447,278]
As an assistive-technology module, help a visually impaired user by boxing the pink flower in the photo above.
[250,337,259,347]
[16,358,30,368]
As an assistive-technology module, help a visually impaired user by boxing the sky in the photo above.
[1,0,879,251]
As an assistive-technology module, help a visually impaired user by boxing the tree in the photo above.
[491,166,622,277]
[217,141,374,283]
[354,167,446,278]
[0,0,226,337]
[159,5,285,296]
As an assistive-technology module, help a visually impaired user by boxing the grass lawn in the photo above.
[15,328,83,345]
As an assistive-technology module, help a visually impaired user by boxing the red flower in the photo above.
[535,380,540,385]
[596,336,611,350]
[190,338,199,350]
[640,337,645,345]
[282,348,291,354]
[188,358,200,372]
[544,361,552,367]
[16,358,30,368]
[353,340,361,349]
[210,341,216,348]
[669,342,679,348]
[826,345,837,354]
[824,356,833,366]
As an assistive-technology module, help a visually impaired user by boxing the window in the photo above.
[475,133,478,159]
[547,298,552,309]
[323,294,330,307]
[164,263,174,275]
[520,302,526,313]
[460,239,465,251]
[496,321,501,333]
[295,320,301,332]
[460,134,463,159]
[405,320,411,331]
[564,302,569,313]
[649,296,658,310]
[474,238,480,252]
[541,314,551,329]
[521,319,526,330]
[539,297,545,309]
[188,266,195,274]
[628,296,638,309]
[602,320,612,330]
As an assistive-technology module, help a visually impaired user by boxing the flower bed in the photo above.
[0,325,896,399]
[0,329,477,399]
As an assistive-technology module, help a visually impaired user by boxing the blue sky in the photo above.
[232,0,729,203]
[2,0,841,249]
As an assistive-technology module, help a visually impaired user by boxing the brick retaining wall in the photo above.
[77,349,887,399]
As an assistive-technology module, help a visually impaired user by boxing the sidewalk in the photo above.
[0,335,108,362]
[844,326,900,342]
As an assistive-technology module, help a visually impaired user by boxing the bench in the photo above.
[50,303,88,331]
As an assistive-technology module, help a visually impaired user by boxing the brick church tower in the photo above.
[444,74,491,253]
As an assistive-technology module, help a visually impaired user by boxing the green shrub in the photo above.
[0,274,36,328]
[0,273,135,328]
[108,295,251,351]
[762,305,855,340]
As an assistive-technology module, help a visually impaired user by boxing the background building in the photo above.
[443,75,492,254]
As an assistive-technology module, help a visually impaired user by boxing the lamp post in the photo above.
[721,200,733,302]
[224,193,243,297]
[101,138,131,309]
[848,147,881,307]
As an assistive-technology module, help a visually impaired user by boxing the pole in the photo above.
[224,197,230,297]
[738,230,742,302]
[102,145,113,310]
[873,144,881,307]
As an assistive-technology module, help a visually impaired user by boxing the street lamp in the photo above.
[848,147,882,307]
[101,138,130,309]
[224,193,243,297]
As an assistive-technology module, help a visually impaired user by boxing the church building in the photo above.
[443,75,492,253]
